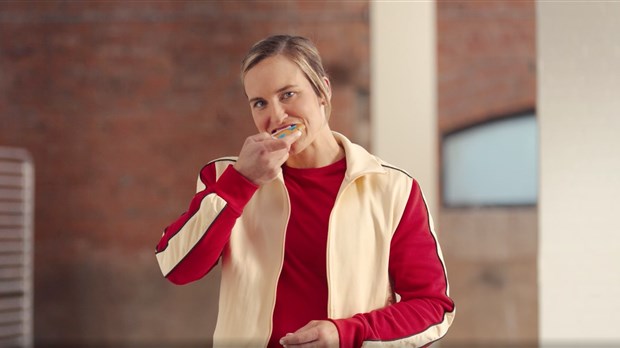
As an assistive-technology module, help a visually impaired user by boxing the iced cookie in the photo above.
[271,123,305,139]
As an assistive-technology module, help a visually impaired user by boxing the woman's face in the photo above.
[243,54,329,155]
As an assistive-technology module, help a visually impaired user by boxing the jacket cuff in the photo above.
[214,164,258,214]
[330,316,365,348]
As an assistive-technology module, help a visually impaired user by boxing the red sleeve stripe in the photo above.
[155,193,227,277]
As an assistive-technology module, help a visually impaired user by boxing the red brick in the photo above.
[437,0,536,133]
[0,1,369,345]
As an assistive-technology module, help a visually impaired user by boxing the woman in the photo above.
[156,35,455,347]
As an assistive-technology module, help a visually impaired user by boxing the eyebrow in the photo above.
[248,84,298,103]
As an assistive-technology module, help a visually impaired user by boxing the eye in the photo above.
[282,91,295,100]
[252,100,266,109]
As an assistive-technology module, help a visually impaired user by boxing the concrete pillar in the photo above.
[370,0,438,216]
[538,1,620,345]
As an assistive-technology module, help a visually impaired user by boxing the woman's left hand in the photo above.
[279,320,339,347]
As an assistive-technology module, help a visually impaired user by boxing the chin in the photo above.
[289,142,304,156]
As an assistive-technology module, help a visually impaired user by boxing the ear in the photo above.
[321,76,332,104]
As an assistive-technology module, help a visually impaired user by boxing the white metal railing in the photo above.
[0,147,34,347]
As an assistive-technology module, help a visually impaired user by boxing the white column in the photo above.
[370,0,438,216]
[538,1,620,345]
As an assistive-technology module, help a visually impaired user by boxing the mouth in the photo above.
[271,123,304,138]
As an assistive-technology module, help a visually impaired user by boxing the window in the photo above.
[442,113,538,207]
[0,147,34,347]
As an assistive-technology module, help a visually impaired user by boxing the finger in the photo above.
[280,327,319,345]
[288,341,323,348]
[268,131,302,152]
[248,132,273,142]
[293,320,320,334]
[263,138,293,152]
[280,130,302,145]
[280,333,318,346]
[268,150,289,171]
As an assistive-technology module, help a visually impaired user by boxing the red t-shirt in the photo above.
[268,159,347,347]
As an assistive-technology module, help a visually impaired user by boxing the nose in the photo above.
[269,102,288,126]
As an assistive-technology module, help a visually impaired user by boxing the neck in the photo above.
[286,129,345,169]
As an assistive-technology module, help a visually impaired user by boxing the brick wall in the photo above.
[438,0,536,133]
[436,1,537,346]
[0,2,369,345]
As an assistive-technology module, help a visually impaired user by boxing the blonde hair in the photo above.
[241,35,332,117]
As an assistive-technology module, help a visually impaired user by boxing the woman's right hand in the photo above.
[233,131,301,186]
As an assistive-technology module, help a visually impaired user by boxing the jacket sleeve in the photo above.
[332,180,455,347]
[155,161,258,285]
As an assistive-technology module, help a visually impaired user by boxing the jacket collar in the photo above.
[333,132,387,182]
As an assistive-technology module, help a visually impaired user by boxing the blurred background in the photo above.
[0,1,618,347]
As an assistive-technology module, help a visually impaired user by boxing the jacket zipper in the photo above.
[325,173,369,318]
[265,177,291,346]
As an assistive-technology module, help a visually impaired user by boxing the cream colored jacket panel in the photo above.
[212,133,413,347]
